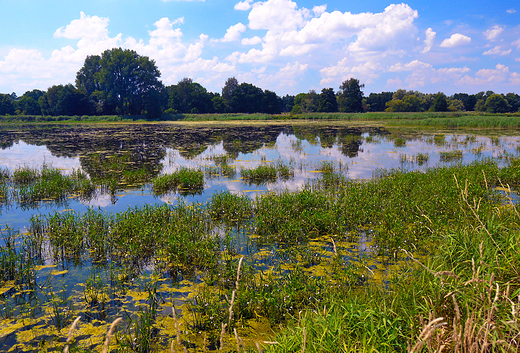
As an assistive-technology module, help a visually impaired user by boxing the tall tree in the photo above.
[167,78,213,114]
[222,77,239,112]
[431,92,448,112]
[76,48,163,116]
[338,78,364,112]
[317,88,338,112]
[230,83,264,113]
[262,90,282,114]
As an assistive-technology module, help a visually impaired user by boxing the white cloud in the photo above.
[422,28,436,53]
[440,33,471,47]
[484,25,504,41]
[459,64,513,86]
[241,36,263,45]
[248,0,310,33]
[312,5,327,16]
[54,12,111,40]
[513,39,520,50]
[388,60,432,72]
[507,9,516,14]
[320,60,383,86]
[483,46,512,56]
[220,23,247,42]
[235,0,253,11]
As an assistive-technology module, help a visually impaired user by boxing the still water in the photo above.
[1,123,518,222]
[0,122,518,351]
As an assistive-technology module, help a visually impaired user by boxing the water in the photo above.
[0,122,519,351]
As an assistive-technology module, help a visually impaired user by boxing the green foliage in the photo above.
[317,88,338,112]
[338,78,365,113]
[485,93,511,113]
[76,48,164,116]
[0,93,15,115]
[431,92,448,112]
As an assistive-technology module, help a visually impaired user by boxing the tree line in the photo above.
[0,48,519,118]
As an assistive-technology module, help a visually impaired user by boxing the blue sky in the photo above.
[0,0,519,97]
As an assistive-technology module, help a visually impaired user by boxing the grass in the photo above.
[2,156,520,351]
[152,167,204,195]
[4,111,520,128]
[240,161,294,184]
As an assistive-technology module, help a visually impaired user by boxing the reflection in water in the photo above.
[1,123,520,212]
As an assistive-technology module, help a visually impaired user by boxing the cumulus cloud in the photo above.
[484,25,504,41]
[440,33,471,47]
[483,46,512,56]
[507,9,516,14]
[241,36,263,45]
[458,64,514,86]
[422,28,436,53]
[235,0,253,11]
[220,23,247,42]
[513,39,520,50]
[388,60,432,72]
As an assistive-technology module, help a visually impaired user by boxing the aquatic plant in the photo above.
[152,167,204,195]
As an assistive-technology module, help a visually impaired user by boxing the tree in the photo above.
[294,90,318,113]
[317,88,338,112]
[338,78,364,112]
[17,96,41,115]
[504,93,520,113]
[76,48,163,116]
[448,99,465,111]
[230,83,264,113]
[0,94,15,115]
[167,78,213,114]
[281,95,295,113]
[262,90,282,114]
[485,94,510,113]
[39,85,92,116]
[365,92,393,112]
[222,77,239,112]
[431,92,448,112]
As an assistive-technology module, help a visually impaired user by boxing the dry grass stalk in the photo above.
[302,326,307,353]
[219,322,227,352]
[63,316,81,353]
[171,305,187,353]
[409,317,446,353]
[255,341,263,353]
[330,238,337,255]
[102,317,122,353]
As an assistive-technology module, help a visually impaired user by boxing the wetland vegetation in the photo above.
[0,122,519,352]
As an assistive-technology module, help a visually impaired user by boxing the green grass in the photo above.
[241,161,294,184]
[152,167,204,195]
[3,156,520,352]
[4,111,520,129]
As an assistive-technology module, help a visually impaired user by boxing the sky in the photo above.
[0,0,519,97]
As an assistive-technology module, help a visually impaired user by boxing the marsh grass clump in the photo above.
[241,165,277,183]
[12,166,39,184]
[414,153,429,165]
[208,191,253,224]
[152,167,204,195]
[439,150,463,162]
[394,137,406,147]
[0,167,10,182]
[16,167,95,205]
